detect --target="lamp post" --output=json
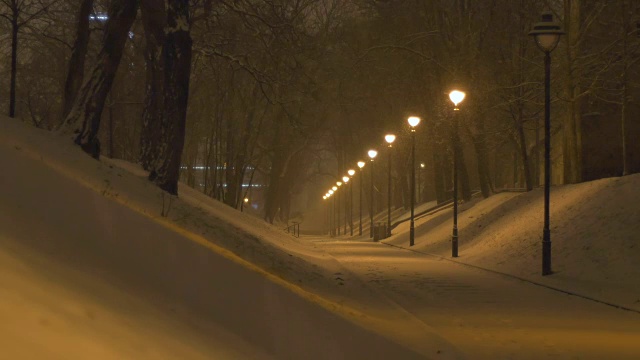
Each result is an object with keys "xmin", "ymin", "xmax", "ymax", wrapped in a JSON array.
[
  {"xmin": 336, "ymin": 181, "xmax": 342, "ymax": 235},
  {"xmin": 342, "ymin": 176, "xmax": 350, "ymax": 235},
  {"xmin": 529, "ymin": 11, "xmax": 564, "ymax": 276},
  {"xmin": 407, "ymin": 116, "xmax": 421, "ymax": 246},
  {"xmin": 323, "ymin": 195, "xmax": 327, "ymax": 235},
  {"xmin": 418, "ymin": 163, "xmax": 425, "ymax": 203},
  {"xmin": 384, "ymin": 134, "xmax": 396, "ymax": 238},
  {"xmin": 357, "ymin": 161, "xmax": 365, "ymax": 236},
  {"xmin": 368, "ymin": 150, "xmax": 378, "ymax": 239},
  {"xmin": 449, "ymin": 90, "xmax": 465, "ymax": 257},
  {"xmin": 348, "ymin": 169, "xmax": 356, "ymax": 236},
  {"xmin": 331, "ymin": 186, "xmax": 337, "ymax": 236}
]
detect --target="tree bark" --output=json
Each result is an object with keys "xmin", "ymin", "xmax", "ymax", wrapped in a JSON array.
[
  {"xmin": 9, "ymin": 5, "xmax": 18, "ymax": 118},
  {"xmin": 60, "ymin": 0, "xmax": 139, "ymax": 158},
  {"xmin": 62, "ymin": 0, "xmax": 94, "ymax": 120},
  {"xmin": 563, "ymin": 0, "xmax": 583, "ymax": 184},
  {"xmin": 139, "ymin": 0, "xmax": 166, "ymax": 170},
  {"xmin": 151, "ymin": 0, "xmax": 192, "ymax": 195},
  {"xmin": 472, "ymin": 115, "xmax": 492, "ymax": 198}
]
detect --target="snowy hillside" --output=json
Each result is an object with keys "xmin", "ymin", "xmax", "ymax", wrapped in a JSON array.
[
  {"xmin": 0, "ymin": 117, "xmax": 460, "ymax": 358},
  {"xmin": 388, "ymin": 175, "xmax": 640, "ymax": 311}
]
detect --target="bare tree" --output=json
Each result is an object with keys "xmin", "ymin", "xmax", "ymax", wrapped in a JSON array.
[
  {"xmin": 149, "ymin": 0, "xmax": 192, "ymax": 194},
  {"xmin": 61, "ymin": 0, "xmax": 93, "ymax": 119},
  {"xmin": 59, "ymin": 0, "xmax": 139, "ymax": 158},
  {"xmin": 0, "ymin": 0, "xmax": 54, "ymax": 117}
]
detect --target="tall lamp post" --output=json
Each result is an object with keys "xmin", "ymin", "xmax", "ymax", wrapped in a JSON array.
[
  {"xmin": 384, "ymin": 134, "xmax": 396, "ymax": 238},
  {"xmin": 529, "ymin": 11, "xmax": 564, "ymax": 276},
  {"xmin": 449, "ymin": 90, "xmax": 465, "ymax": 257},
  {"xmin": 407, "ymin": 116, "xmax": 421, "ymax": 246},
  {"xmin": 368, "ymin": 150, "xmax": 378, "ymax": 239},
  {"xmin": 342, "ymin": 176, "xmax": 350, "ymax": 235},
  {"xmin": 323, "ymin": 195, "xmax": 328, "ymax": 235},
  {"xmin": 348, "ymin": 169, "xmax": 356, "ymax": 236},
  {"xmin": 418, "ymin": 163, "xmax": 425, "ymax": 203},
  {"xmin": 331, "ymin": 186, "xmax": 337, "ymax": 236},
  {"xmin": 357, "ymin": 161, "xmax": 365, "ymax": 236},
  {"xmin": 336, "ymin": 181, "xmax": 342, "ymax": 235}
]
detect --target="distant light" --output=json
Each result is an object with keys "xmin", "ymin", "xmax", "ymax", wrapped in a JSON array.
[
  {"xmin": 348, "ymin": 169, "xmax": 355, "ymax": 176},
  {"xmin": 420, "ymin": 163, "xmax": 425, "ymax": 168},
  {"xmin": 407, "ymin": 116, "xmax": 421, "ymax": 127},
  {"xmin": 385, "ymin": 134, "xmax": 396, "ymax": 144},
  {"xmin": 332, "ymin": 186, "xmax": 337, "ymax": 191},
  {"xmin": 357, "ymin": 161, "xmax": 365, "ymax": 169},
  {"xmin": 244, "ymin": 198, "xmax": 249, "ymax": 203},
  {"xmin": 342, "ymin": 176, "xmax": 349, "ymax": 183},
  {"xmin": 449, "ymin": 90, "xmax": 466, "ymax": 107},
  {"xmin": 323, "ymin": 196, "xmax": 327, "ymax": 200},
  {"xmin": 89, "ymin": 13, "xmax": 109, "ymax": 21},
  {"xmin": 337, "ymin": 181, "xmax": 342, "ymax": 187},
  {"xmin": 368, "ymin": 150, "xmax": 377, "ymax": 159}
]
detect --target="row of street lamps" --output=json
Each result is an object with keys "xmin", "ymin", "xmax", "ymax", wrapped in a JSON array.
[
  {"xmin": 323, "ymin": 11, "xmax": 563, "ymax": 275},
  {"xmin": 322, "ymin": 90, "xmax": 465, "ymax": 252}
]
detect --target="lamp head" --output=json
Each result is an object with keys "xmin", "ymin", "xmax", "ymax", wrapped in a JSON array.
[
  {"xmin": 348, "ymin": 169, "xmax": 355, "ymax": 176},
  {"xmin": 407, "ymin": 116, "xmax": 421, "ymax": 128},
  {"xmin": 336, "ymin": 181, "xmax": 342, "ymax": 187},
  {"xmin": 357, "ymin": 161, "xmax": 365, "ymax": 169},
  {"xmin": 385, "ymin": 134, "xmax": 396, "ymax": 145},
  {"xmin": 368, "ymin": 150, "xmax": 378, "ymax": 159},
  {"xmin": 529, "ymin": 11, "xmax": 564, "ymax": 53},
  {"xmin": 332, "ymin": 186, "xmax": 337, "ymax": 191},
  {"xmin": 449, "ymin": 90, "xmax": 466, "ymax": 107},
  {"xmin": 329, "ymin": 189, "xmax": 335, "ymax": 194},
  {"xmin": 343, "ymin": 176, "xmax": 349, "ymax": 183}
]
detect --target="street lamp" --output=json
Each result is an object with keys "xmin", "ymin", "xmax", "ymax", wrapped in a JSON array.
[
  {"xmin": 385, "ymin": 134, "xmax": 396, "ymax": 238},
  {"xmin": 529, "ymin": 11, "xmax": 564, "ymax": 276},
  {"xmin": 418, "ymin": 163, "xmax": 425, "ymax": 203},
  {"xmin": 368, "ymin": 149, "xmax": 378, "ymax": 239},
  {"xmin": 449, "ymin": 90, "xmax": 465, "ymax": 257},
  {"xmin": 348, "ymin": 169, "xmax": 356, "ymax": 236},
  {"xmin": 323, "ymin": 195, "xmax": 328, "ymax": 235},
  {"xmin": 357, "ymin": 161, "xmax": 365, "ymax": 236},
  {"xmin": 342, "ymin": 176, "xmax": 350, "ymax": 235},
  {"xmin": 407, "ymin": 116, "xmax": 420, "ymax": 246},
  {"xmin": 331, "ymin": 186, "xmax": 337, "ymax": 236},
  {"xmin": 336, "ymin": 181, "xmax": 342, "ymax": 235}
]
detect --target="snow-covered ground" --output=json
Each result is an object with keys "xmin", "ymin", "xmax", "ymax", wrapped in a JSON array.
[
  {"xmin": 2, "ymin": 117, "xmax": 639, "ymax": 359},
  {"xmin": 387, "ymin": 177, "xmax": 640, "ymax": 311},
  {"xmin": 0, "ymin": 118, "xmax": 457, "ymax": 358}
]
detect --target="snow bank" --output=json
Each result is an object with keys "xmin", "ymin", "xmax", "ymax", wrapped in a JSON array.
[
  {"xmin": 0, "ymin": 118, "xmax": 459, "ymax": 358},
  {"xmin": 387, "ymin": 178, "xmax": 640, "ymax": 311}
]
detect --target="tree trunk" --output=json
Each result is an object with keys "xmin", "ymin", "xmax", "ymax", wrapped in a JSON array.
[
  {"xmin": 139, "ymin": 0, "xmax": 166, "ymax": 170},
  {"xmin": 9, "ymin": 11, "xmax": 18, "ymax": 118},
  {"xmin": 62, "ymin": 0, "xmax": 93, "ymax": 120},
  {"xmin": 473, "ymin": 114, "xmax": 492, "ymax": 198},
  {"xmin": 151, "ymin": 0, "xmax": 192, "ymax": 195},
  {"xmin": 60, "ymin": 0, "xmax": 139, "ymax": 159},
  {"xmin": 432, "ymin": 141, "xmax": 447, "ymax": 204},
  {"xmin": 563, "ymin": 0, "xmax": 583, "ymax": 184}
]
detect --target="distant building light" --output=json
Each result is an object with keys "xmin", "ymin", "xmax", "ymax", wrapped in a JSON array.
[{"xmin": 89, "ymin": 13, "xmax": 108, "ymax": 21}]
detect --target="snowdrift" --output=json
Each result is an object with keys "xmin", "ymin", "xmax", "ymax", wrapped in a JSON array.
[{"xmin": 388, "ymin": 175, "xmax": 640, "ymax": 311}]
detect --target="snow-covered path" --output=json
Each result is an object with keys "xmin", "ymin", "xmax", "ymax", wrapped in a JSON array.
[{"xmin": 315, "ymin": 239, "xmax": 640, "ymax": 359}]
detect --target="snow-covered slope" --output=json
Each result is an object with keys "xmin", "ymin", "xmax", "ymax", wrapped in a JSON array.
[
  {"xmin": 388, "ymin": 176, "xmax": 640, "ymax": 311},
  {"xmin": 0, "ymin": 118, "xmax": 462, "ymax": 358}
]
